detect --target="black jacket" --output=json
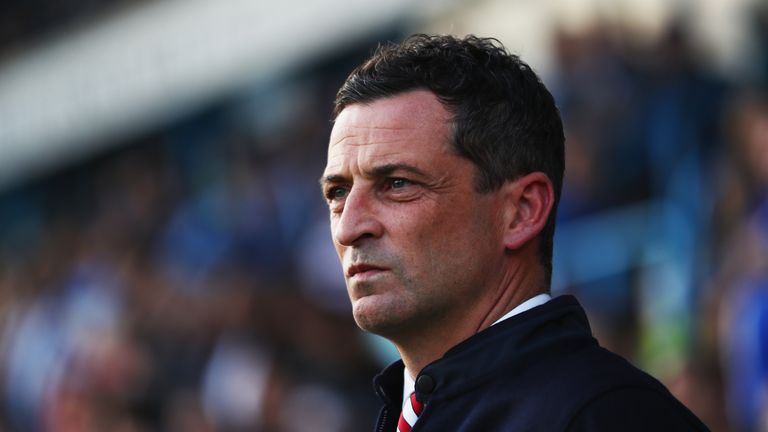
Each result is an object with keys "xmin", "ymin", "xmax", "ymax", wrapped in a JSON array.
[{"xmin": 372, "ymin": 295, "xmax": 709, "ymax": 431}]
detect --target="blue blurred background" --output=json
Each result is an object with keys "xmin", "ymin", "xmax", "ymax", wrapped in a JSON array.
[{"xmin": 0, "ymin": 0, "xmax": 767, "ymax": 430}]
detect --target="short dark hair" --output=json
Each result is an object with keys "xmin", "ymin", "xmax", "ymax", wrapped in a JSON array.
[{"xmin": 333, "ymin": 34, "xmax": 565, "ymax": 286}]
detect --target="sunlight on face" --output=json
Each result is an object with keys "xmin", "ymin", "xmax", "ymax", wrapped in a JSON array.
[{"xmin": 321, "ymin": 90, "xmax": 505, "ymax": 339}]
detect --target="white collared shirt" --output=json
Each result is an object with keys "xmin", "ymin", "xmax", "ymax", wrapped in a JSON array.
[{"xmin": 402, "ymin": 293, "xmax": 552, "ymax": 405}]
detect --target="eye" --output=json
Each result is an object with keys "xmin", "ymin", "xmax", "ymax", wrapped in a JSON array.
[
  {"xmin": 389, "ymin": 178, "xmax": 412, "ymax": 189},
  {"xmin": 383, "ymin": 178, "xmax": 419, "ymax": 200},
  {"xmin": 326, "ymin": 186, "xmax": 348, "ymax": 201}
]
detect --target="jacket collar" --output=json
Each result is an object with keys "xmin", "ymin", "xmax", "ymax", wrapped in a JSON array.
[{"xmin": 373, "ymin": 295, "xmax": 595, "ymax": 405}]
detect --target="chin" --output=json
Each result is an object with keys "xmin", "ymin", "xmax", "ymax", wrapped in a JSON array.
[
  {"xmin": 351, "ymin": 292, "xmax": 415, "ymax": 335},
  {"xmin": 352, "ymin": 304, "xmax": 401, "ymax": 336}
]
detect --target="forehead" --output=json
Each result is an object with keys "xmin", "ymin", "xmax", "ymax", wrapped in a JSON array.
[{"xmin": 326, "ymin": 90, "xmax": 453, "ymax": 171}]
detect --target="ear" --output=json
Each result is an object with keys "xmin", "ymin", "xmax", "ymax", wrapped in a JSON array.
[{"xmin": 500, "ymin": 172, "xmax": 554, "ymax": 251}]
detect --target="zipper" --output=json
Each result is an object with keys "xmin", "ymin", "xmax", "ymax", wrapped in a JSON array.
[{"xmin": 376, "ymin": 407, "xmax": 390, "ymax": 432}]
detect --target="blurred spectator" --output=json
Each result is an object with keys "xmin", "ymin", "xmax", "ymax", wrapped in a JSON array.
[{"xmin": 713, "ymin": 94, "xmax": 768, "ymax": 432}]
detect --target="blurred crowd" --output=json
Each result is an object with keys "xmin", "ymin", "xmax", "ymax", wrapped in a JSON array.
[
  {"xmin": 0, "ymin": 11, "xmax": 767, "ymax": 432},
  {"xmin": 0, "ymin": 67, "xmax": 382, "ymax": 431}
]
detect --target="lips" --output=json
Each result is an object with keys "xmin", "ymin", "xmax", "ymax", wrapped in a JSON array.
[{"xmin": 346, "ymin": 263, "xmax": 386, "ymax": 278}]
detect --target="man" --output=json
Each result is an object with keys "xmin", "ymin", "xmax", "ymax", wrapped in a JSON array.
[{"xmin": 320, "ymin": 34, "xmax": 708, "ymax": 431}]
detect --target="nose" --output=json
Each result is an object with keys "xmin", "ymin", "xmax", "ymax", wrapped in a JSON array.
[{"xmin": 332, "ymin": 186, "xmax": 384, "ymax": 247}]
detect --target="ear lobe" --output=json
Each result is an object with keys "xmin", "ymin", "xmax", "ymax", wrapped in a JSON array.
[{"xmin": 502, "ymin": 172, "xmax": 554, "ymax": 251}]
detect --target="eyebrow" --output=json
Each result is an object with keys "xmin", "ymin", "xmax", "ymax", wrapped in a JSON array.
[
  {"xmin": 319, "ymin": 163, "xmax": 429, "ymax": 187},
  {"xmin": 319, "ymin": 174, "xmax": 347, "ymax": 187},
  {"xmin": 369, "ymin": 163, "xmax": 428, "ymax": 178}
]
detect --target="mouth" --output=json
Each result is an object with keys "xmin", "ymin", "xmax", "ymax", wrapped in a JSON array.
[{"xmin": 346, "ymin": 263, "xmax": 387, "ymax": 279}]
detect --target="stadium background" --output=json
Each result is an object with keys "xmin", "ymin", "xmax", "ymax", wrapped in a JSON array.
[{"xmin": 0, "ymin": 0, "xmax": 767, "ymax": 430}]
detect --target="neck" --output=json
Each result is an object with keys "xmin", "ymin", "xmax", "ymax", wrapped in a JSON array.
[{"xmin": 395, "ymin": 259, "xmax": 546, "ymax": 379}]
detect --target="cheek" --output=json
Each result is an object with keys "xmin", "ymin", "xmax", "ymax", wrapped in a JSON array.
[
  {"xmin": 329, "ymin": 218, "xmax": 342, "ymax": 246},
  {"xmin": 392, "ymin": 211, "xmax": 442, "ymax": 252},
  {"xmin": 400, "ymin": 211, "xmax": 473, "ymax": 271},
  {"xmin": 331, "ymin": 231, "xmax": 345, "ymax": 261},
  {"xmin": 334, "ymin": 244, "xmax": 346, "ymax": 265},
  {"xmin": 429, "ymin": 204, "xmax": 499, "ymax": 263}
]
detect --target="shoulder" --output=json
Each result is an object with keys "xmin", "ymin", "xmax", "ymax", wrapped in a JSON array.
[
  {"xmin": 527, "ymin": 344, "xmax": 708, "ymax": 430},
  {"xmin": 565, "ymin": 386, "xmax": 710, "ymax": 431}
]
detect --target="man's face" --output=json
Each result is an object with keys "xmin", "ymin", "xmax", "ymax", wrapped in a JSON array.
[{"xmin": 321, "ymin": 90, "xmax": 505, "ymax": 339}]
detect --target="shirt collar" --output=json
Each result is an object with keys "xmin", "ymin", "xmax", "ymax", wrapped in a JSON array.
[
  {"xmin": 491, "ymin": 293, "xmax": 551, "ymax": 326},
  {"xmin": 402, "ymin": 366, "xmax": 416, "ymax": 409}
]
